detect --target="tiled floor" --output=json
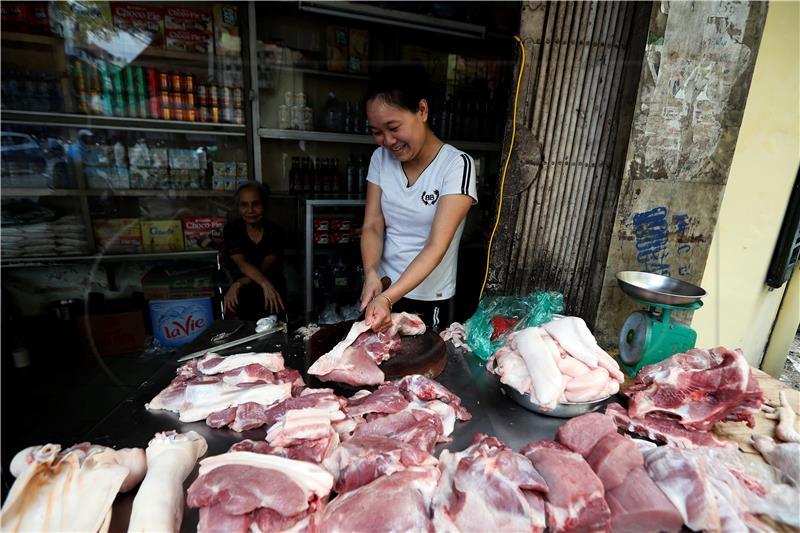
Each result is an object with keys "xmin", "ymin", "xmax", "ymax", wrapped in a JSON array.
[{"xmin": 1, "ymin": 351, "xmax": 165, "ymax": 498}]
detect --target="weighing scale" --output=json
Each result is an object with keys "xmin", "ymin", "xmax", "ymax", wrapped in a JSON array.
[{"xmin": 616, "ymin": 271, "xmax": 706, "ymax": 376}]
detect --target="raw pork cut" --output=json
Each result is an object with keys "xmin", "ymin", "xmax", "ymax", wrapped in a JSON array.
[
  {"xmin": 128, "ymin": 431, "xmax": 207, "ymax": 533},
  {"xmin": 187, "ymin": 451, "xmax": 333, "ymax": 533},
  {"xmin": 432, "ymin": 434, "xmax": 548, "ymax": 532},
  {"xmin": 264, "ymin": 408, "xmax": 341, "ymax": 462},
  {"xmin": 606, "ymin": 403, "xmax": 736, "ymax": 448},
  {"xmin": 207, "ymin": 388, "xmax": 346, "ymax": 432},
  {"xmin": 542, "ymin": 317, "xmax": 625, "ymax": 382},
  {"xmin": 323, "ymin": 435, "xmax": 437, "ymax": 492},
  {"xmin": 625, "ymin": 347, "xmax": 763, "ymax": 430},
  {"xmin": 319, "ymin": 467, "xmax": 440, "ymax": 533},
  {"xmin": 556, "ymin": 412, "xmax": 618, "ymax": 457},
  {"xmin": 643, "ymin": 445, "xmax": 721, "ymax": 531},
  {"xmin": 396, "ymin": 374, "xmax": 472, "ymax": 422},
  {"xmin": 146, "ymin": 351, "xmax": 297, "ymax": 423},
  {"xmin": 487, "ymin": 347, "xmax": 532, "ymax": 394},
  {"xmin": 344, "ymin": 383, "xmax": 409, "ymax": 420},
  {"xmin": 351, "ymin": 405, "xmax": 444, "ymax": 453},
  {"xmin": 585, "ymin": 432, "xmax": 643, "ymax": 491},
  {"xmin": 605, "ymin": 466, "xmax": 683, "ymax": 533},
  {"xmin": 308, "ymin": 312, "xmax": 426, "ymax": 386},
  {"xmin": 1, "ymin": 443, "xmax": 146, "ymax": 532},
  {"xmin": 521, "ymin": 441, "xmax": 611, "ymax": 533}
]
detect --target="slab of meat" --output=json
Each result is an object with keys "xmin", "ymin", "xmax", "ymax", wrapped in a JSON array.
[
  {"xmin": 556, "ymin": 412, "xmax": 618, "ymax": 457},
  {"xmin": 344, "ymin": 383, "xmax": 409, "ymax": 420},
  {"xmin": 128, "ymin": 431, "xmax": 207, "ymax": 533},
  {"xmin": 605, "ymin": 466, "xmax": 683, "ymax": 533},
  {"xmin": 197, "ymin": 351, "xmax": 285, "ymax": 374},
  {"xmin": 307, "ymin": 312, "xmax": 426, "ymax": 386},
  {"xmin": 147, "ymin": 351, "xmax": 297, "ymax": 423},
  {"xmin": 433, "ymin": 434, "xmax": 548, "ymax": 532},
  {"xmin": 1, "ymin": 443, "xmax": 146, "ymax": 532},
  {"xmin": 323, "ymin": 435, "xmax": 437, "ymax": 493},
  {"xmin": 521, "ymin": 441, "xmax": 611, "ymax": 533},
  {"xmin": 351, "ymin": 405, "xmax": 444, "ymax": 453},
  {"xmin": 319, "ymin": 467, "xmax": 440, "ymax": 533},
  {"xmin": 487, "ymin": 347, "xmax": 532, "ymax": 395},
  {"xmin": 207, "ymin": 388, "xmax": 346, "ymax": 432},
  {"xmin": 264, "ymin": 408, "xmax": 341, "ymax": 462},
  {"xmin": 395, "ymin": 374, "xmax": 471, "ymax": 422},
  {"xmin": 625, "ymin": 347, "xmax": 764, "ymax": 430},
  {"xmin": 643, "ymin": 445, "xmax": 721, "ymax": 531},
  {"xmin": 606, "ymin": 403, "xmax": 736, "ymax": 448},
  {"xmin": 585, "ymin": 432, "xmax": 643, "ymax": 491},
  {"xmin": 188, "ymin": 451, "xmax": 333, "ymax": 533}
]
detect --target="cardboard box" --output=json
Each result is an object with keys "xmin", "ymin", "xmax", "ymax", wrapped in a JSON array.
[
  {"xmin": 348, "ymin": 28, "xmax": 369, "ymax": 74},
  {"xmin": 326, "ymin": 26, "xmax": 348, "ymax": 72},
  {"xmin": 164, "ymin": 5, "xmax": 212, "ymax": 32},
  {"xmin": 112, "ymin": 3, "xmax": 163, "ymax": 47},
  {"xmin": 94, "ymin": 218, "xmax": 143, "ymax": 253},
  {"xmin": 79, "ymin": 310, "xmax": 146, "ymax": 356},
  {"xmin": 165, "ymin": 28, "xmax": 213, "ymax": 54},
  {"xmin": 182, "ymin": 216, "xmax": 224, "ymax": 250},
  {"xmin": 142, "ymin": 266, "xmax": 215, "ymax": 300},
  {"xmin": 213, "ymin": 3, "xmax": 240, "ymax": 56},
  {"xmin": 141, "ymin": 220, "xmax": 184, "ymax": 252}
]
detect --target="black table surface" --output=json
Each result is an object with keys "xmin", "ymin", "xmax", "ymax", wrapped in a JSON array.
[{"xmin": 79, "ymin": 320, "xmax": 580, "ymax": 532}]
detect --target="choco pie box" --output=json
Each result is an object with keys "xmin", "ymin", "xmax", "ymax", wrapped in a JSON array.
[{"xmin": 182, "ymin": 216, "xmax": 225, "ymax": 250}]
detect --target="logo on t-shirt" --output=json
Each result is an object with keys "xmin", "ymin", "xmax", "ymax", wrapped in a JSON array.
[{"xmin": 421, "ymin": 189, "xmax": 440, "ymax": 206}]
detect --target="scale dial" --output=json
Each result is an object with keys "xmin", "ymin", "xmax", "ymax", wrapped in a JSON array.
[{"xmin": 620, "ymin": 311, "xmax": 650, "ymax": 366}]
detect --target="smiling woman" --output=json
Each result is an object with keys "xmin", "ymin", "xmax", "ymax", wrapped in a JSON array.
[{"xmin": 359, "ymin": 67, "xmax": 478, "ymax": 333}]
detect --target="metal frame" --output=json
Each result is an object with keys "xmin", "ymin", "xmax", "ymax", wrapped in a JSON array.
[
  {"xmin": 304, "ymin": 198, "xmax": 366, "ymax": 320},
  {"xmin": 258, "ymin": 128, "xmax": 501, "ymax": 152}
]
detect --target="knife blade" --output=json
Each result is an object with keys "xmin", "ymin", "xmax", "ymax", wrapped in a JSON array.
[{"xmin": 177, "ymin": 323, "xmax": 286, "ymax": 362}]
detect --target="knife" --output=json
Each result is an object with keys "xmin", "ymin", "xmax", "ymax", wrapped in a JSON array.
[{"xmin": 177, "ymin": 323, "xmax": 286, "ymax": 362}]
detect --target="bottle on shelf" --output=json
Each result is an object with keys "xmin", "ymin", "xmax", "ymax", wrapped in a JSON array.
[
  {"xmin": 344, "ymin": 102, "xmax": 354, "ymax": 134},
  {"xmin": 289, "ymin": 156, "xmax": 299, "ymax": 193},
  {"xmin": 317, "ymin": 158, "xmax": 328, "ymax": 193},
  {"xmin": 332, "ymin": 158, "xmax": 343, "ymax": 193},
  {"xmin": 324, "ymin": 92, "xmax": 343, "ymax": 132},
  {"xmin": 357, "ymin": 155, "xmax": 369, "ymax": 196},
  {"xmin": 302, "ymin": 156, "xmax": 313, "ymax": 193},
  {"xmin": 346, "ymin": 156, "xmax": 357, "ymax": 194}
]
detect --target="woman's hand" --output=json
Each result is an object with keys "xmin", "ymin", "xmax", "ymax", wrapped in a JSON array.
[
  {"xmin": 365, "ymin": 294, "xmax": 392, "ymax": 332},
  {"xmin": 360, "ymin": 271, "xmax": 384, "ymax": 311},
  {"xmin": 261, "ymin": 281, "xmax": 285, "ymax": 314},
  {"xmin": 224, "ymin": 282, "xmax": 240, "ymax": 314}
]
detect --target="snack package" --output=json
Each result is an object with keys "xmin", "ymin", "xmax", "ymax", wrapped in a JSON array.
[
  {"xmin": 182, "ymin": 216, "xmax": 224, "ymax": 250},
  {"xmin": 141, "ymin": 220, "xmax": 184, "ymax": 252}
]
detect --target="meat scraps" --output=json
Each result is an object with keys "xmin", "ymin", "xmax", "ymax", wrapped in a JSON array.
[
  {"xmin": 433, "ymin": 434, "xmax": 548, "ymax": 532},
  {"xmin": 187, "ymin": 451, "xmax": 333, "ymax": 532},
  {"xmin": 625, "ymin": 346, "xmax": 764, "ymax": 430},
  {"xmin": 146, "ymin": 352, "xmax": 300, "ymax": 422},
  {"xmin": 307, "ymin": 312, "xmax": 426, "ymax": 386}
]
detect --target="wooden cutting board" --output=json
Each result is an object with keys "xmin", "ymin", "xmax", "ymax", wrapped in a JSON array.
[{"xmin": 305, "ymin": 320, "xmax": 446, "ymax": 393}]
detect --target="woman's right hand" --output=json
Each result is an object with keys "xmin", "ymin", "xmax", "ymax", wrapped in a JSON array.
[
  {"xmin": 224, "ymin": 282, "xmax": 240, "ymax": 314},
  {"xmin": 360, "ymin": 271, "xmax": 384, "ymax": 311},
  {"xmin": 261, "ymin": 281, "xmax": 285, "ymax": 314}
]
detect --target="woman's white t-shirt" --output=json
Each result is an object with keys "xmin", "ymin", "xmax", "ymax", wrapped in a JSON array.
[{"xmin": 366, "ymin": 143, "xmax": 478, "ymax": 301}]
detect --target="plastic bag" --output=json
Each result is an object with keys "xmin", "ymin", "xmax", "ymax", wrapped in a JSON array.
[{"xmin": 464, "ymin": 291, "xmax": 564, "ymax": 361}]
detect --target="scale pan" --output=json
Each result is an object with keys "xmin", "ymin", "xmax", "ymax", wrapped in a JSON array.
[{"xmin": 616, "ymin": 271, "xmax": 705, "ymax": 306}]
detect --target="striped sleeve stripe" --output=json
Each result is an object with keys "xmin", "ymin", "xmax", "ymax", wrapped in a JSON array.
[{"xmin": 460, "ymin": 153, "xmax": 472, "ymax": 195}]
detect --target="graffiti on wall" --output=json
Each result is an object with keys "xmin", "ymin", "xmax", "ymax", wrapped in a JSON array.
[{"xmin": 633, "ymin": 207, "xmax": 693, "ymax": 277}]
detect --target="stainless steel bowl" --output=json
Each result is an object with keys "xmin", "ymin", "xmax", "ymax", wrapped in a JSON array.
[
  {"xmin": 500, "ymin": 384, "xmax": 611, "ymax": 418},
  {"xmin": 616, "ymin": 271, "xmax": 705, "ymax": 306}
]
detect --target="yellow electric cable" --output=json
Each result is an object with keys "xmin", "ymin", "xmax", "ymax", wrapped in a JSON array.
[{"xmin": 479, "ymin": 35, "xmax": 526, "ymax": 300}]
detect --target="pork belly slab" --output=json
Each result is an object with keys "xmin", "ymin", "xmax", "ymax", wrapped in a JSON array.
[
  {"xmin": 187, "ymin": 451, "xmax": 333, "ymax": 533},
  {"xmin": 605, "ymin": 466, "xmax": 683, "ymax": 533},
  {"xmin": 307, "ymin": 312, "xmax": 426, "ymax": 386},
  {"xmin": 146, "ymin": 351, "xmax": 297, "ymax": 423}
]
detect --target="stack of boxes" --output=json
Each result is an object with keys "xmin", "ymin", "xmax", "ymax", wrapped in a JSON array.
[{"xmin": 212, "ymin": 161, "xmax": 249, "ymax": 191}]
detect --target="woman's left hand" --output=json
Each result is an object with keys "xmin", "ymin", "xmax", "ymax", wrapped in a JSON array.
[{"xmin": 365, "ymin": 295, "xmax": 392, "ymax": 332}]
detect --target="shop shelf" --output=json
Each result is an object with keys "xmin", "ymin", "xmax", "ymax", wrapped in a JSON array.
[
  {"xmin": 0, "ymin": 250, "xmax": 217, "ymax": 267},
  {"xmin": 0, "ymin": 187, "xmax": 84, "ymax": 197},
  {"xmin": 1, "ymin": 110, "xmax": 246, "ymax": 136},
  {"xmin": 267, "ymin": 64, "xmax": 370, "ymax": 81},
  {"xmin": 0, "ymin": 31, "xmax": 62, "ymax": 47},
  {"xmin": 84, "ymin": 189, "xmax": 232, "ymax": 198},
  {"xmin": 258, "ymin": 128, "xmax": 500, "ymax": 151}
]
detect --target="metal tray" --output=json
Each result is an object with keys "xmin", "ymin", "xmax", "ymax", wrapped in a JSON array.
[
  {"xmin": 500, "ymin": 383, "xmax": 611, "ymax": 418},
  {"xmin": 616, "ymin": 271, "xmax": 705, "ymax": 306}
]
